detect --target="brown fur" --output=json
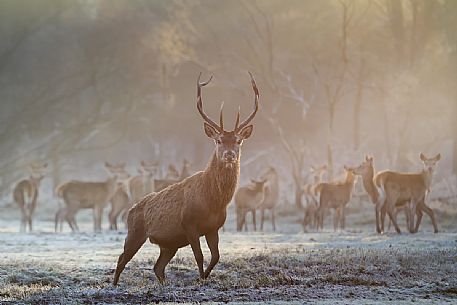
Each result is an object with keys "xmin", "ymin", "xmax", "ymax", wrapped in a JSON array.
[
  {"xmin": 372, "ymin": 153, "xmax": 440, "ymax": 234},
  {"xmin": 259, "ymin": 167, "xmax": 279, "ymax": 231},
  {"xmin": 302, "ymin": 165, "xmax": 327, "ymax": 230},
  {"xmin": 13, "ymin": 175, "xmax": 43, "ymax": 232},
  {"xmin": 234, "ymin": 179, "xmax": 267, "ymax": 231},
  {"xmin": 314, "ymin": 167, "xmax": 356, "ymax": 231},
  {"xmin": 12, "ymin": 162, "xmax": 47, "ymax": 232},
  {"xmin": 128, "ymin": 161, "xmax": 157, "ymax": 204},
  {"xmin": 113, "ymin": 72, "xmax": 258, "ymax": 285},
  {"xmin": 350, "ymin": 156, "xmax": 413, "ymax": 233},
  {"xmin": 109, "ymin": 182, "xmax": 131, "ymax": 230}
]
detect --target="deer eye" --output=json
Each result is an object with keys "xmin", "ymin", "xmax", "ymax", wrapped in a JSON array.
[
  {"xmin": 216, "ymin": 139, "xmax": 221, "ymax": 144},
  {"xmin": 237, "ymin": 139, "xmax": 243, "ymax": 144}
]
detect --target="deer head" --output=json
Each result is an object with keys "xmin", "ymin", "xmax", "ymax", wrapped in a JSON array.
[
  {"xmin": 105, "ymin": 162, "xmax": 129, "ymax": 180},
  {"xmin": 29, "ymin": 162, "xmax": 47, "ymax": 177},
  {"xmin": 140, "ymin": 160, "xmax": 158, "ymax": 176},
  {"xmin": 420, "ymin": 153, "xmax": 441, "ymax": 173},
  {"xmin": 351, "ymin": 155, "xmax": 374, "ymax": 176},
  {"xmin": 197, "ymin": 72, "xmax": 259, "ymax": 167}
]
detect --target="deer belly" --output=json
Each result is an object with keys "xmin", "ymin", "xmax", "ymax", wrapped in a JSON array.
[{"xmin": 149, "ymin": 233, "xmax": 189, "ymax": 249}]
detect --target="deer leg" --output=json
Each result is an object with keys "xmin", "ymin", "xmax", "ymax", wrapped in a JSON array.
[
  {"xmin": 408, "ymin": 200, "xmax": 417, "ymax": 233},
  {"xmin": 416, "ymin": 200, "xmax": 438, "ymax": 233},
  {"xmin": 375, "ymin": 198, "xmax": 385, "ymax": 234},
  {"xmin": 185, "ymin": 231, "xmax": 205, "ymax": 279},
  {"xmin": 260, "ymin": 209, "xmax": 265, "ymax": 231},
  {"xmin": 154, "ymin": 247, "xmax": 178, "ymax": 284},
  {"xmin": 333, "ymin": 209, "xmax": 339, "ymax": 232},
  {"xmin": 109, "ymin": 209, "xmax": 116, "ymax": 230},
  {"xmin": 272, "ymin": 209, "xmax": 276, "ymax": 232},
  {"xmin": 386, "ymin": 197, "xmax": 401, "ymax": 234},
  {"xmin": 204, "ymin": 230, "xmax": 220, "ymax": 279},
  {"xmin": 252, "ymin": 209, "xmax": 257, "ymax": 231},
  {"xmin": 341, "ymin": 207, "xmax": 346, "ymax": 230},
  {"xmin": 113, "ymin": 233, "xmax": 147, "ymax": 286}
]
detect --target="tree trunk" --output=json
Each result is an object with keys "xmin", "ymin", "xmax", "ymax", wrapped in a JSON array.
[{"xmin": 293, "ymin": 176, "xmax": 303, "ymax": 209}]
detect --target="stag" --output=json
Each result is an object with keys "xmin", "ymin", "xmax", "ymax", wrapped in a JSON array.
[
  {"xmin": 13, "ymin": 162, "xmax": 47, "ymax": 232},
  {"xmin": 113, "ymin": 72, "xmax": 259, "ymax": 285}
]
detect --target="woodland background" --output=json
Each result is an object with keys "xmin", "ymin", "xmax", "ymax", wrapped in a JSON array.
[{"xmin": 1, "ymin": 0, "xmax": 456, "ymax": 207}]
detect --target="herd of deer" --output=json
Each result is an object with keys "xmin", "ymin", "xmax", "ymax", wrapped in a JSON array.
[
  {"xmin": 10, "ymin": 72, "xmax": 442, "ymax": 285},
  {"xmin": 300, "ymin": 153, "xmax": 441, "ymax": 234}
]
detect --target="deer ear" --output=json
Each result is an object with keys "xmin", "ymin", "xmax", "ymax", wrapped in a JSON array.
[
  {"xmin": 105, "ymin": 161, "xmax": 112, "ymax": 168},
  {"xmin": 204, "ymin": 122, "xmax": 219, "ymax": 139},
  {"xmin": 435, "ymin": 153, "xmax": 441, "ymax": 161},
  {"xmin": 420, "ymin": 153, "xmax": 426, "ymax": 161},
  {"xmin": 238, "ymin": 125, "xmax": 253, "ymax": 139}
]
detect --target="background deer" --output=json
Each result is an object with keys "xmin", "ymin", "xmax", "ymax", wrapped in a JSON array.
[
  {"xmin": 108, "ymin": 164, "xmax": 131, "ymax": 230},
  {"xmin": 374, "ymin": 153, "xmax": 440, "ymax": 233},
  {"xmin": 113, "ymin": 72, "xmax": 258, "ymax": 285},
  {"xmin": 314, "ymin": 166, "xmax": 357, "ymax": 231},
  {"xmin": 259, "ymin": 166, "xmax": 279, "ymax": 231},
  {"xmin": 128, "ymin": 161, "xmax": 158, "ymax": 204},
  {"xmin": 54, "ymin": 162, "xmax": 121, "ymax": 232},
  {"xmin": 302, "ymin": 165, "xmax": 327, "ymax": 230},
  {"xmin": 12, "ymin": 162, "xmax": 47, "ymax": 232},
  {"xmin": 234, "ymin": 178, "xmax": 267, "ymax": 231}
]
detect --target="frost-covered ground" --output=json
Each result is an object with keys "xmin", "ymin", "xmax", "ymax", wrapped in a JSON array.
[{"xmin": 0, "ymin": 200, "xmax": 456, "ymax": 304}]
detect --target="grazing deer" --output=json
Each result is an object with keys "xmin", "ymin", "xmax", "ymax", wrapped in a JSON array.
[
  {"xmin": 13, "ymin": 162, "xmax": 47, "ymax": 232},
  {"xmin": 302, "ymin": 165, "xmax": 327, "ymax": 230},
  {"xmin": 259, "ymin": 166, "xmax": 279, "ymax": 231},
  {"xmin": 314, "ymin": 166, "xmax": 357, "ymax": 231},
  {"xmin": 374, "ymin": 153, "xmax": 440, "ymax": 233},
  {"xmin": 129, "ymin": 161, "xmax": 158, "ymax": 204},
  {"xmin": 165, "ymin": 164, "xmax": 180, "ymax": 180},
  {"xmin": 234, "ymin": 179, "xmax": 267, "ymax": 231},
  {"xmin": 113, "ymin": 72, "xmax": 259, "ymax": 285},
  {"xmin": 54, "ymin": 162, "xmax": 119, "ymax": 232}
]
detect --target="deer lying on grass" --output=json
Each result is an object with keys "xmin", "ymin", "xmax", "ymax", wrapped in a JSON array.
[
  {"xmin": 302, "ymin": 165, "xmax": 327, "ymax": 230},
  {"xmin": 234, "ymin": 179, "xmax": 267, "ymax": 231},
  {"xmin": 113, "ymin": 72, "xmax": 259, "ymax": 285},
  {"xmin": 13, "ymin": 162, "xmax": 47, "ymax": 232},
  {"xmin": 373, "ymin": 153, "xmax": 440, "ymax": 233},
  {"xmin": 314, "ymin": 166, "xmax": 357, "ymax": 231},
  {"xmin": 259, "ymin": 166, "xmax": 279, "ymax": 231},
  {"xmin": 54, "ymin": 162, "xmax": 120, "ymax": 232}
]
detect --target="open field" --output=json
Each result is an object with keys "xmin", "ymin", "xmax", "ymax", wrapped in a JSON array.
[{"xmin": 0, "ymin": 202, "xmax": 456, "ymax": 304}]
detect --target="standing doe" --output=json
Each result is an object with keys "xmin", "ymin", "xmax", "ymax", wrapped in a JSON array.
[{"xmin": 13, "ymin": 162, "xmax": 47, "ymax": 232}]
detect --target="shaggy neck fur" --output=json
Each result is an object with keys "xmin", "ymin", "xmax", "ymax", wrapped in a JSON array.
[
  {"xmin": 362, "ymin": 166, "xmax": 379, "ymax": 204},
  {"xmin": 203, "ymin": 151, "xmax": 240, "ymax": 211}
]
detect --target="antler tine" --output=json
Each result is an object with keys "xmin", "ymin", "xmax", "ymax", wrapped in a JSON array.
[
  {"xmin": 236, "ymin": 71, "xmax": 259, "ymax": 132},
  {"xmin": 196, "ymin": 72, "xmax": 222, "ymax": 132},
  {"xmin": 219, "ymin": 102, "xmax": 224, "ymax": 131},
  {"xmin": 234, "ymin": 106, "xmax": 240, "ymax": 131}
]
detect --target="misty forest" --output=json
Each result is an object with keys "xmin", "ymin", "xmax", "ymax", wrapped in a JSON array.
[{"xmin": 0, "ymin": 1, "xmax": 456, "ymax": 304}]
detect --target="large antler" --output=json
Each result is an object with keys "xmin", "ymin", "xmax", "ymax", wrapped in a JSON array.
[
  {"xmin": 196, "ymin": 72, "xmax": 224, "ymax": 132},
  {"xmin": 235, "ymin": 71, "xmax": 259, "ymax": 132}
]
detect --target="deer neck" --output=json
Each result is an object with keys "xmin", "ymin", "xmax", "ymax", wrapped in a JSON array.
[
  {"xmin": 204, "ymin": 151, "xmax": 240, "ymax": 209},
  {"xmin": 362, "ymin": 168, "xmax": 379, "ymax": 203},
  {"xmin": 421, "ymin": 169, "xmax": 434, "ymax": 191}
]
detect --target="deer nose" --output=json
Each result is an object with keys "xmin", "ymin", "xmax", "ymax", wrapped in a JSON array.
[{"xmin": 224, "ymin": 151, "xmax": 236, "ymax": 162}]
